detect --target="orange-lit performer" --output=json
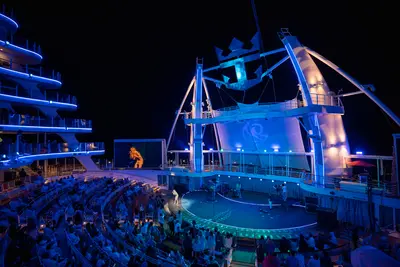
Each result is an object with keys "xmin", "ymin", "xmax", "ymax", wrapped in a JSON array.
[{"xmin": 129, "ymin": 147, "xmax": 144, "ymax": 168}]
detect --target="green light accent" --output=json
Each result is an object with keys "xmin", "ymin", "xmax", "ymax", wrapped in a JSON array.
[{"xmin": 181, "ymin": 209, "xmax": 314, "ymax": 240}]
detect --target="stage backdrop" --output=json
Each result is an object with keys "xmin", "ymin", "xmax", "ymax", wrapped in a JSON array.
[
  {"xmin": 214, "ymin": 101, "xmax": 310, "ymax": 170},
  {"xmin": 113, "ymin": 139, "xmax": 166, "ymax": 169}
]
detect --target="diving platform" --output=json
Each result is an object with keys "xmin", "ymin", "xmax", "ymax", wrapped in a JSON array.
[{"xmin": 183, "ymin": 97, "xmax": 344, "ymax": 125}]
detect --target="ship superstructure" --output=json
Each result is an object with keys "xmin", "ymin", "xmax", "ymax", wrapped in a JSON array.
[{"xmin": 0, "ymin": 7, "xmax": 104, "ymax": 185}]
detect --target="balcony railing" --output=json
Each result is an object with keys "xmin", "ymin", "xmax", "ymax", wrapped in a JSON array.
[
  {"xmin": 309, "ymin": 93, "xmax": 343, "ymax": 106},
  {"xmin": 0, "ymin": 5, "xmax": 16, "ymax": 25},
  {"xmin": 5, "ymin": 36, "xmax": 42, "ymax": 56},
  {"xmin": 0, "ymin": 57, "xmax": 61, "ymax": 82},
  {"xmin": 168, "ymin": 164, "xmax": 398, "ymax": 197},
  {"xmin": 183, "ymin": 110, "xmax": 213, "ymax": 120},
  {"xmin": 0, "ymin": 84, "xmax": 77, "ymax": 105},
  {"xmin": 206, "ymin": 95, "xmax": 343, "ymax": 119},
  {"xmin": 2, "ymin": 114, "xmax": 92, "ymax": 128},
  {"xmin": 0, "ymin": 142, "xmax": 105, "ymax": 160}
]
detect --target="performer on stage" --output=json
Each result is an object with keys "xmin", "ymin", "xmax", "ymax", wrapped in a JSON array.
[
  {"xmin": 235, "ymin": 183, "xmax": 242, "ymax": 198},
  {"xmin": 172, "ymin": 189, "xmax": 179, "ymax": 205},
  {"xmin": 128, "ymin": 147, "xmax": 144, "ymax": 168},
  {"xmin": 282, "ymin": 183, "xmax": 287, "ymax": 201},
  {"xmin": 259, "ymin": 197, "xmax": 273, "ymax": 214},
  {"xmin": 210, "ymin": 184, "xmax": 216, "ymax": 201}
]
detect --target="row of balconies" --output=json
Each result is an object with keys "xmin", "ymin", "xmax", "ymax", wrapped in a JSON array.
[
  {"xmin": 1, "ymin": 114, "xmax": 92, "ymax": 129},
  {"xmin": 0, "ymin": 57, "xmax": 61, "ymax": 82},
  {"xmin": 0, "ymin": 83, "xmax": 77, "ymax": 106},
  {"xmin": 0, "ymin": 142, "xmax": 105, "ymax": 160},
  {"xmin": 0, "ymin": 6, "xmax": 17, "ymax": 30},
  {"xmin": 3, "ymin": 37, "xmax": 42, "ymax": 56}
]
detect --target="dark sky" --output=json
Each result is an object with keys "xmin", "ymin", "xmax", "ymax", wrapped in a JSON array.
[{"xmin": 3, "ymin": 1, "xmax": 399, "ymax": 158}]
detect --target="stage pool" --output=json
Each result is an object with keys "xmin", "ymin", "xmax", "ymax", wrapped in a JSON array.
[{"xmin": 181, "ymin": 190, "xmax": 317, "ymax": 239}]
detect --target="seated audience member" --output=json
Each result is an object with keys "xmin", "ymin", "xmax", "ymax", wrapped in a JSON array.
[
  {"xmin": 256, "ymin": 244, "xmax": 264, "ymax": 267},
  {"xmin": 263, "ymin": 252, "xmax": 280, "ymax": 267},
  {"xmin": 285, "ymin": 251, "xmax": 300, "ymax": 267},
  {"xmin": 307, "ymin": 254, "xmax": 320, "ymax": 267},
  {"xmin": 320, "ymin": 251, "xmax": 333, "ymax": 267}
]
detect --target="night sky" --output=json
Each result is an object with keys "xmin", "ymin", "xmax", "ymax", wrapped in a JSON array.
[{"xmin": 4, "ymin": 1, "xmax": 398, "ymax": 158}]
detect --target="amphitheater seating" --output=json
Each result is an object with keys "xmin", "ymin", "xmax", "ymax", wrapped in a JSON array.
[{"xmin": 2, "ymin": 172, "xmax": 399, "ymax": 267}]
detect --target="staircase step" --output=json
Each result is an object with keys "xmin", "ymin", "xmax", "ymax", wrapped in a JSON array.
[{"xmin": 230, "ymin": 261, "xmax": 254, "ymax": 267}]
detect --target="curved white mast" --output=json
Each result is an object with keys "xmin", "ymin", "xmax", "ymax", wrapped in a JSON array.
[{"xmin": 306, "ymin": 47, "xmax": 400, "ymax": 126}]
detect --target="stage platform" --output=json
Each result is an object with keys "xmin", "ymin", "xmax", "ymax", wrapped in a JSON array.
[
  {"xmin": 219, "ymin": 190, "xmax": 297, "ymax": 206},
  {"xmin": 181, "ymin": 190, "xmax": 317, "ymax": 239}
]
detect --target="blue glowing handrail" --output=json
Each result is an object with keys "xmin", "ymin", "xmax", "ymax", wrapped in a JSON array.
[
  {"xmin": 0, "ymin": 84, "xmax": 77, "ymax": 106},
  {"xmin": 0, "ymin": 57, "xmax": 62, "ymax": 84},
  {"xmin": 178, "ymin": 164, "xmax": 398, "ymax": 197},
  {"xmin": 0, "ymin": 142, "xmax": 105, "ymax": 164},
  {"xmin": 0, "ymin": 40, "xmax": 42, "ymax": 59},
  {"xmin": 0, "ymin": 114, "xmax": 92, "ymax": 129},
  {"xmin": 0, "ymin": 12, "xmax": 18, "ymax": 29}
]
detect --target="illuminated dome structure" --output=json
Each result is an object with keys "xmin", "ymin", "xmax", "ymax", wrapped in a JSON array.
[{"xmin": 0, "ymin": 7, "xmax": 104, "ymax": 183}]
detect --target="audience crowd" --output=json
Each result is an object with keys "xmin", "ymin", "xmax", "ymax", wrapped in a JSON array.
[{"xmin": 1, "ymin": 172, "xmax": 400, "ymax": 267}]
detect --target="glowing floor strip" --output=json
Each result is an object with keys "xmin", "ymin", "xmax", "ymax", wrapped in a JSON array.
[
  {"xmin": 181, "ymin": 190, "xmax": 317, "ymax": 238},
  {"xmin": 217, "ymin": 192, "xmax": 281, "ymax": 207}
]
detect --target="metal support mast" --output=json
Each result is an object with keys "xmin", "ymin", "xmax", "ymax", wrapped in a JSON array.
[
  {"xmin": 166, "ymin": 77, "xmax": 195, "ymax": 150},
  {"xmin": 190, "ymin": 59, "xmax": 204, "ymax": 172},
  {"xmin": 202, "ymin": 78, "xmax": 223, "ymax": 167},
  {"xmin": 279, "ymin": 31, "xmax": 325, "ymax": 183}
]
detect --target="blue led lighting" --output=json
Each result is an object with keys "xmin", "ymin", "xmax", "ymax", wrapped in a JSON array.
[
  {"xmin": 0, "ymin": 13, "xmax": 19, "ymax": 29},
  {"xmin": 0, "ymin": 66, "xmax": 62, "ymax": 86},
  {"xmin": 0, "ymin": 93, "xmax": 76, "ymax": 108},
  {"xmin": 1, "ymin": 40, "xmax": 42, "ymax": 60},
  {"xmin": 0, "ymin": 124, "xmax": 92, "ymax": 131},
  {"xmin": 356, "ymin": 151, "xmax": 363, "ymax": 155},
  {"xmin": 18, "ymin": 150, "xmax": 105, "ymax": 159},
  {"xmin": 0, "ymin": 150, "xmax": 105, "ymax": 163}
]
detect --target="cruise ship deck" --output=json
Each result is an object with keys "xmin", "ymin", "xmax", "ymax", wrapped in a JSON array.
[{"xmin": 1, "ymin": 3, "xmax": 400, "ymax": 267}]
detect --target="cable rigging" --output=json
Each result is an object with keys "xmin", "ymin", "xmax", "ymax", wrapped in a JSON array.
[{"xmin": 250, "ymin": 0, "xmax": 277, "ymax": 102}]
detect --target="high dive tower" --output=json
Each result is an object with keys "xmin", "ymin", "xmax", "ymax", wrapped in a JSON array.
[
  {"xmin": 167, "ymin": 29, "xmax": 399, "ymax": 187},
  {"xmin": 0, "ymin": 7, "xmax": 104, "ymax": 183}
]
